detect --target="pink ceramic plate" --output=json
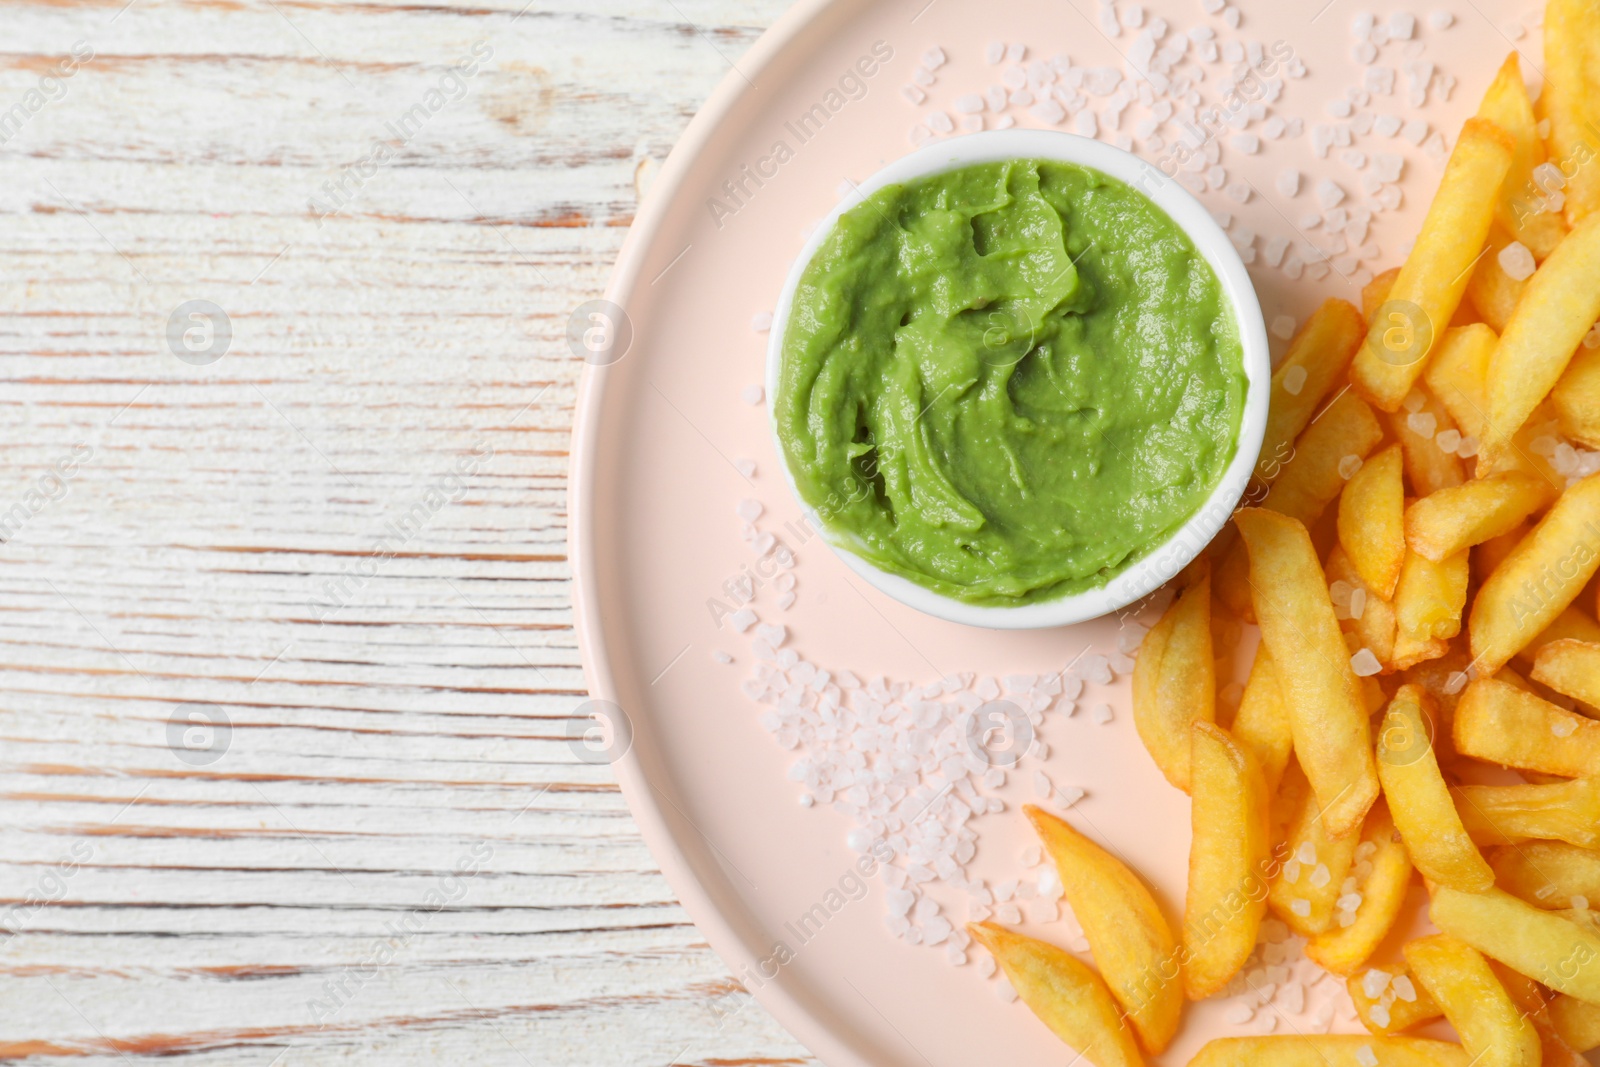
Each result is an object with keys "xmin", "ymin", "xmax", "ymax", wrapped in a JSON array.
[{"xmin": 571, "ymin": 3, "xmax": 1532, "ymax": 1063}]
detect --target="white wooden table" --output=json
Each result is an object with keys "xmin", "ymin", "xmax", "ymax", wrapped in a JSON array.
[{"xmin": 0, "ymin": 2, "xmax": 815, "ymax": 1062}]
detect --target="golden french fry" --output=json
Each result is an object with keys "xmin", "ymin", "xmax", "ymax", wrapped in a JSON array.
[
  {"xmin": 1232, "ymin": 647, "xmax": 1294, "ymax": 795},
  {"xmin": 1191, "ymin": 1036, "xmax": 1467, "ymax": 1067},
  {"xmin": 1024, "ymin": 805, "xmax": 1181, "ymax": 1054},
  {"xmin": 1454, "ymin": 676, "xmax": 1600, "ymax": 777},
  {"xmin": 1479, "ymin": 520, "xmax": 1531, "ymax": 584},
  {"xmin": 1258, "ymin": 299, "xmax": 1367, "ymax": 486},
  {"xmin": 1218, "ymin": 393, "xmax": 1384, "ymax": 617},
  {"xmin": 1236, "ymin": 509, "xmax": 1378, "ymax": 837},
  {"xmin": 967, "ymin": 922, "xmax": 1145, "ymax": 1067},
  {"xmin": 1340, "ymin": 443, "xmax": 1406, "ymax": 598},
  {"xmin": 1478, "ymin": 53, "xmax": 1567, "ymax": 258},
  {"xmin": 1534, "ymin": 639, "xmax": 1600, "ymax": 710},
  {"xmin": 1347, "ymin": 964, "xmax": 1445, "ymax": 1035},
  {"xmin": 1405, "ymin": 472, "xmax": 1558, "ymax": 562},
  {"xmin": 1492, "ymin": 960, "xmax": 1595, "ymax": 1067},
  {"xmin": 1260, "ymin": 393, "xmax": 1385, "ymax": 527},
  {"xmin": 1482, "ymin": 215, "xmax": 1600, "ymax": 465},
  {"xmin": 1466, "ymin": 226, "xmax": 1531, "ymax": 332},
  {"xmin": 1424, "ymin": 323, "xmax": 1497, "ymax": 441},
  {"xmin": 1550, "ymin": 993, "xmax": 1600, "ymax": 1051},
  {"xmin": 1352, "ymin": 118, "xmax": 1515, "ymax": 412},
  {"xmin": 1183, "ymin": 722, "xmax": 1270, "ymax": 999},
  {"xmin": 1132, "ymin": 567, "xmax": 1214, "ymax": 792},
  {"xmin": 1268, "ymin": 771, "xmax": 1360, "ymax": 936},
  {"xmin": 1387, "ymin": 392, "xmax": 1465, "ymax": 496},
  {"xmin": 1544, "ymin": 0, "xmax": 1600, "ymax": 226},
  {"xmin": 1376, "ymin": 685, "xmax": 1494, "ymax": 891},
  {"xmin": 1520, "ymin": 605, "xmax": 1600, "ymax": 668},
  {"xmin": 1554, "ymin": 348, "xmax": 1600, "ymax": 450},
  {"xmin": 1454, "ymin": 778, "xmax": 1600, "ymax": 849},
  {"xmin": 1430, "ymin": 884, "xmax": 1600, "ymax": 1004},
  {"xmin": 1391, "ymin": 549, "xmax": 1469, "ymax": 670},
  {"xmin": 1327, "ymin": 545, "xmax": 1398, "ymax": 670},
  {"xmin": 1404, "ymin": 933, "xmax": 1540, "ymax": 1067},
  {"xmin": 1470, "ymin": 473, "xmax": 1600, "ymax": 672},
  {"xmin": 1306, "ymin": 802, "xmax": 1413, "ymax": 975},
  {"xmin": 1493, "ymin": 841, "xmax": 1600, "ymax": 909},
  {"xmin": 1363, "ymin": 267, "xmax": 1402, "ymax": 322}
]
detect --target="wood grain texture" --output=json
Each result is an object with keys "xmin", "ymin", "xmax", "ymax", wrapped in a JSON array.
[{"xmin": 0, "ymin": 1, "xmax": 813, "ymax": 1062}]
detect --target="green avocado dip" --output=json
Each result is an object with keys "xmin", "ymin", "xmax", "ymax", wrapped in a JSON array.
[{"xmin": 774, "ymin": 158, "xmax": 1247, "ymax": 606}]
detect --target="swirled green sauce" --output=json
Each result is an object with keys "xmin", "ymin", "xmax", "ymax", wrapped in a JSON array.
[{"xmin": 774, "ymin": 159, "xmax": 1246, "ymax": 606}]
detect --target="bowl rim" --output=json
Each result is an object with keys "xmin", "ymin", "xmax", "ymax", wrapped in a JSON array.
[{"xmin": 764, "ymin": 128, "xmax": 1270, "ymax": 629}]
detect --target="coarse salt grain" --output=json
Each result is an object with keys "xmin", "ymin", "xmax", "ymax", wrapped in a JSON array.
[
  {"xmin": 1271, "ymin": 315, "xmax": 1296, "ymax": 340},
  {"xmin": 1351, "ymin": 648, "xmax": 1382, "ymax": 677},
  {"xmin": 1339, "ymin": 454, "xmax": 1364, "ymax": 479},
  {"xmin": 1284, "ymin": 365, "xmax": 1308, "ymax": 395},
  {"xmin": 1499, "ymin": 240, "xmax": 1537, "ymax": 280}
]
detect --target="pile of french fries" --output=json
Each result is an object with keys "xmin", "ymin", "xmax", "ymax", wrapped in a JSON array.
[{"xmin": 968, "ymin": 3, "xmax": 1600, "ymax": 1063}]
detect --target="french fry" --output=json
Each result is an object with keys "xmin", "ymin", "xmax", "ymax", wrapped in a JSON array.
[
  {"xmin": 1479, "ymin": 520, "xmax": 1531, "ymax": 584},
  {"xmin": 1404, "ymin": 933, "xmax": 1540, "ymax": 1067},
  {"xmin": 1492, "ymin": 960, "xmax": 1594, "ymax": 1067},
  {"xmin": 1467, "ymin": 226, "xmax": 1534, "ymax": 332},
  {"xmin": 1423, "ymin": 323, "xmax": 1497, "ymax": 441},
  {"xmin": 1470, "ymin": 473, "xmax": 1600, "ymax": 672},
  {"xmin": 1347, "ymin": 964, "xmax": 1445, "ymax": 1035},
  {"xmin": 1376, "ymin": 685, "xmax": 1494, "ymax": 891},
  {"xmin": 1231, "ymin": 647, "xmax": 1294, "ymax": 795},
  {"xmin": 1534, "ymin": 638, "xmax": 1600, "ymax": 710},
  {"xmin": 1454, "ymin": 676, "xmax": 1600, "ymax": 777},
  {"xmin": 1363, "ymin": 267, "xmax": 1402, "ymax": 323},
  {"xmin": 1327, "ymin": 546, "xmax": 1398, "ymax": 669},
  {"xmin": 1405, "ymin": 473, "xmax": 1558, "ymax": 561},
  {"xmin": 1133, "ymin": 566, "xmax": 1214, "ymax": 792},
  {"xmin": 1258, "ymin": 299, "xmax": 1367, "ymax": 486},
  {"xmin": 1550, "ymin": 993, "xmax": 1600, "ymax": 1051},
  {"xmin": 1236, "ymin": 509, "xmax": 1379, "ymax": 837},
  {"xmin": 1306, "ymin": 802, "xmax": 1413, "ymax": 975},
  {"xmin": 1025, "ymin": 806, "xmax": 1181, "ymax": 1054},
  {"xmin": 1519, "ymin": 605, "xmax": 1600, "ymax": 667},
  {"xmin": 966, "ymin": 922, "xmax": 1145, "ymax": 1067},
  {"xmin": 1429, "ymin": 884, "xmax": 1600, "ymax": 1004},
  {"xmin": 1553, "ymin": 348, "xmax": 1600, "ymax": 450},
  {"xmin": 1339, "ymin": 444, "xmax": 1406, "ymax": 598},
  {"xmin": 1454, "ymin": 778, "xmax": 1600, "ymax": 849},
  {"xmin": 1391, "ymin": 549, "xmax": 1469, "ymax": 670},
  {"xmin": 1477, "ymin": 52, "xmax": 1567, "ymax": 259},
  {"xmin": 1218, "ymin": 393, "xmax": 1384, "ymax": 617},
  {"xmin": 1481, "ymin": 215, "xmax": 1600, "ymax": 466},
  {"xmin": 1387, "ymin": 392, "xmax": 1465, "ymax": 496},
  {"xmin": 1492, "ymin": 841, "xmax": 1600, "ymax": 909},
  {"xmin": 1190, "ymin": 1036, "xmax": 1467, "ymax": 1067},
  {"xmin": 1268, "ymin": 771, "xmax": 1360, "ymax": 936},
  {"xmin": 1352, "ymin": 118, "xmax": 1515, "ymax": 412},
  {"xmin": 1183, "ymin": 722, "xmax": 1270, "ymax": 999},
  {"xmin": 1543, "ymin": 0, "xmax": 1600, "ymax": 227}
]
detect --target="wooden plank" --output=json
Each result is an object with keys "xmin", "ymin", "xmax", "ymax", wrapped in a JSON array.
[{"xmin": 0, "ymin": 0, "xmax": 816, "ymax": 1062}]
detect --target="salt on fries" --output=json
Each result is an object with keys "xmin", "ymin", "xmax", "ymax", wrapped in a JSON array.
[{"xmin": 966, "ymin": 10, "xmax": 1600, "ymax": 1064}]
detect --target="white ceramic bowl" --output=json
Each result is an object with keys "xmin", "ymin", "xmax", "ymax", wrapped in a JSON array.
[{"xmin": 765, "ymin": 129, "xmax": 1269, "ymax": 629}]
